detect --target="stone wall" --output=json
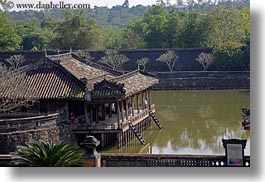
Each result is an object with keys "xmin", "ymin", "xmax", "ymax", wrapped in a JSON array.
[
  {"xmin": 0, "ymin": 113, "xmax": 75, "ymax": 154},
  {"xmin": 153, "ymin": 71, "xmax": 250, "ymax": 90},
  {"xmin": 87, "ymin": 48, "xmax": 212, "ymax": 72}
]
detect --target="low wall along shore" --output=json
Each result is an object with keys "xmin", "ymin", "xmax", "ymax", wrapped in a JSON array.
[
  {"xmin": 0, "ymin": 113, "xmax": 75, "ymax": 154},
  {"xmin": 153, "ymin": 71, "xmax": 250, "ymax": 90}
]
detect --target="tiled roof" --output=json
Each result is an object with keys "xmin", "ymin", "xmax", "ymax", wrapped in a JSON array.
[
  {"xmin": 109, "ymin": 70, "xmax": 159, "ymax": 97},
  {"xmin": 0, "ymin": 60, "xmax": 85, "ymax": 100},
  {"xmin": 47, "ymin": 53, "xmax": 120, "ymax": 90}
]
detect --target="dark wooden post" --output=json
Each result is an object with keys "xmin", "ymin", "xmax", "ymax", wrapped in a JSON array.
[
  {"xmin": 148, "ymin": 89, "xmax": 151, "ymax": 109},
  {"xmin": 116, "ymin": 99, "xmax": 120, "ymax": 129},
  {"xmin": 95, "ymin": 104, "xmax": 98, "ymax": 123},
  {"xmin": 136, "ymin": 94, "xmax": 140, "ymax": 113},
  {"xmin": 84, "ymin": 102, "xmax": 89, "ymax": 129},
  {"xmin": 121, "ymin": 99, "xmax": 124, "ymax": 123},
  {"xmin": 81, "ymin": 135, "xmax": 101, "ymax": 167},
  {"xmin": 102, "ymin": 103, "xmax": 106, "ymax": 120},
  {"xmin": 89, "ymin": 104, "xmax": 93, "ymax": 126},
  {"xmin": 131, "ymin": 96, "xmax": 134, "ymax": 116},
  {"xmin": 141, "ymin": 91, "xmax": 144, "ymax": 110},
  {"xmin": 125, "ymin": 99, "xmax": 128, "ymax": 120},
  {"xmin": 109, "ymin": 103, "xmax": 112, "ymax": 118}
]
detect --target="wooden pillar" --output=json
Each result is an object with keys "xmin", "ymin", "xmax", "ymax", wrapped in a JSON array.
[
  {"xmin": 125, "ymin": 99, "xmax": 128, "ymax": 120},
  {"xmin": 95, "ymin": 104, "xmax": 98, "ymax": 123},
  {"xmin": 116, "ymin": 99, "xmax": 120, "ymax": 129},
  {"xmin": 102, "ymin": 103, "xmax": 106, "ymax": 120},
  {"xmin": 101, "ymin": 134, "xmax": 105, "ymax": 148},
  {"xmin": 136, "ymin": 94, "xmax": 140, "ymax": 113},
  {"xmin": 89, "ymin": 104, "xmax": 93, "ymax": 126},
  {"xmin": 131, "ymin": 96, "xmax": 134, "ymax": 116},
  {"xmin": 109, "ymin": 103, "xmax": 112, "ymax": 118},
  {"xmin": 84, "ymin": 102, "xmax": 89, "ymax": 129},
  {"xmin": 148, "ymin": 89, "xmax": 151, "ymax": 109},
  {"xmin": 121, "ymin": 100, "xmax": 124, "ymax": 123},
  {"xmin": 141, "ymin": 91, "xmax": 144, "ymax": 110}
]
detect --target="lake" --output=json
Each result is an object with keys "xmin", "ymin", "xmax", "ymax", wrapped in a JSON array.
[{"xmin": 101, "ymin": 90, "xmax": 250, "ymax": 155}]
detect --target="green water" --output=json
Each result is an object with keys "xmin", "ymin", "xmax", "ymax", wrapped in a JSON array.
[{"xmin": 101, "ymin": 90, "xmax": 250, "ymax": 155}]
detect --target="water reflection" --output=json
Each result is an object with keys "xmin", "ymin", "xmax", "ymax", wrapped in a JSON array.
[{"xmin": 101, "ymin": 90, "xmax": 250, "ymax": 155}]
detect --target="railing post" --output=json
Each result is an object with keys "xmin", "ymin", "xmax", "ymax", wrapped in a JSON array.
[{"xmin": 81, "ymin": 135, "xmax": 101, "ymax": 167}]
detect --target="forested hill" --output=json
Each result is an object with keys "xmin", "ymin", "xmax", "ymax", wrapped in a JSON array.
[{"xmin": 7, "ymin": 0, "xmax": 250, "ymax": 29}]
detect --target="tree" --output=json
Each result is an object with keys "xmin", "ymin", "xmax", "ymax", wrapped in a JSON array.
[
  {"xmin": 15, "ymin": 17, "xmax": 55, "ymax": 50},
  {"xmin": 22, "ymin": 34, "xmax": 45, "ymax": 51},
  {"xmin": 12, "ymin": 140, "xmax": 85, "ymax": 167},
  {"xmin": 142, "ymin": 5, "xmax": 168, "ymax": 48},
  {"xmin": 156, "ymin": 50, "xmax": 179, "ymax": 72},
  {"xmin": 178, "ymin": 11, "xmax": 210, "ymax": 48},
  {"xmin": 99, "ymin": 50, "xmax": 129, "ymax": 70},
  {"xmin": 103, "ymin": 27, "xmax": 123, "ymax": 49},
  {"xmin": 0, "ymin": 10, "xmax": 20, "ymax": 51},
  {"xmin": 49, "ymin": 10, "xmax": 104, "ymax": 50},
  {"xmin": 136, "ymin": 57, "xmax": 149, "ymax": 71},
  {"xmin": 195, "ymin": 52, "xmax": 214, "ymax": 71},
  {"xmin": 0, "ymin": 63, "xmax": 34, "ymax": 112},
  {"xmin": 74, "ymin": 50, "xmax": 93, "ymax": 61},
  {"xmin": 5, "ymin": 54, "xmax": 26, "ymax": 69},
  {"xmin": 122, "ymin": 0, "xmax": 129, "ymax": 8},
  {"xmin": 206, "ymin": 6, "xmax": 245, "ymax": 48}
]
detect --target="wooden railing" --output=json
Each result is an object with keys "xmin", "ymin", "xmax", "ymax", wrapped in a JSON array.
[
  {"xmin": 101, "ymin": 154, "xmax": 250, "ymax": 167},
  {"xmin": 121, "ymin": 104, "xmax": 155, "ymax": 130}
]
